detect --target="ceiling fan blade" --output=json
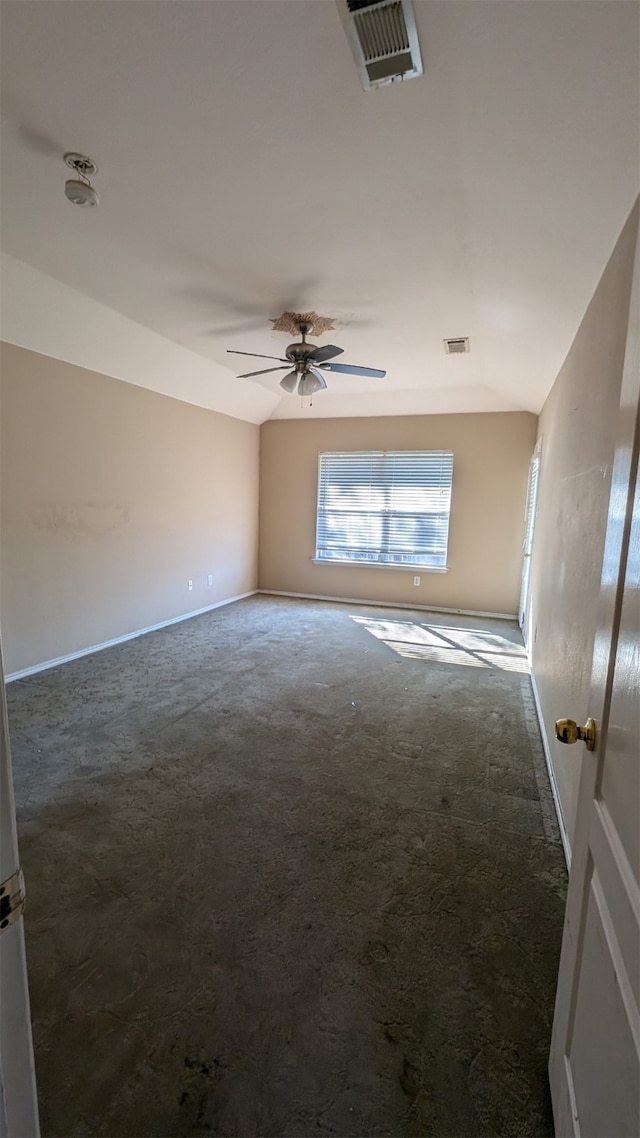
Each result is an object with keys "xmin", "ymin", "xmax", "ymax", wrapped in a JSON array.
[
  {"xmin": 308, "ymin": 344, "xmax": 344, "ymax": 364},
  {"xmin": 237, "ymin": 365, "xmax": 290, "ymax": 379},
  {"xmin": 320, "ymin": 362, "xmax": 386, "ymax": 378},
  {"xmin": 227, "ymin": 350, "xmax": 289, "ymax": 362}
]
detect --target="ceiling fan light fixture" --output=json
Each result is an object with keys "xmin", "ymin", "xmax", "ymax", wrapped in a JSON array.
[
  {"xmin": 298, "ymin": 372, "xmax": 325, "ymax": 397},
  {"xmin": 280, "ymin": 370, "xmax": 298, "ymax": 393}
]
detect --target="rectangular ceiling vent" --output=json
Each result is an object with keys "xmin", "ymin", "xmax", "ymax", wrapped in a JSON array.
[
  {"xmin": 339, "ymin": 0, "xmax": 423, "ymax": 91},
  {"xmin": 444, "ymin": 337, "xmax": 470, "ymax": 354}
]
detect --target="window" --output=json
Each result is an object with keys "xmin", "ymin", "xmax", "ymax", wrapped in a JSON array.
[{"xmin": 315, "ymin": 450, "xmax": 453, "ymax": 570}]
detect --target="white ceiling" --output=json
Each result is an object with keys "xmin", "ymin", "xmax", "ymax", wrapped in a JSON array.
[{"xmin": 1, "ymin": 0, "xmax": 638, "ymax": 424}]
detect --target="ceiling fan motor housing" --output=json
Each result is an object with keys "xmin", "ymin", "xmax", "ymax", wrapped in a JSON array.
[{"xmin": 285, "ymin": 341, "xmax": 317, "ymax": 363}]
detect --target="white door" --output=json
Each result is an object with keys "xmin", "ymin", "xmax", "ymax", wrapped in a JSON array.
[
  {"xmin": 549, "ymin": 231, "xmax": 639, "ymax": 1136},
  {"xmin": 0, "ymin": 635, "xmax": 40, "ymax": 1138}
]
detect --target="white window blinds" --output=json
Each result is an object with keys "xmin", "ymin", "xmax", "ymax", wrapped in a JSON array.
[
  {"xmin": 523, "ymin": 452, "xmax": 540, "ymax": 556},
  {"xmin": 316, "ymin": 451, "xmax": 453, "ymax": 569}
]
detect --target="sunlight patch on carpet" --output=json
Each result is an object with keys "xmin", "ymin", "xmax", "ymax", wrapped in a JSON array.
[{"xmin": 351, "ymin": 616, "xmax": 529, "ymax": 673}]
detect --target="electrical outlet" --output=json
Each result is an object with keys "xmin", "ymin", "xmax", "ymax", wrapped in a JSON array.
[
  {"xmin": 188, "ymin": 580, "xmax": 193, "ymax": 591},
  {"xmin": 207, "ymin": 574, "xmax": 213, "ymax": 587},
  {"xmin": 413, "ymin": 575, "xmax": 421, "ymax": 586}
]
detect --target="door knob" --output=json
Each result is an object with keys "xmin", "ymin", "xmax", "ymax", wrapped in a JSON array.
[{"xmin": 555, "ymin": 717, "xmax": 596, "ymax": 751}]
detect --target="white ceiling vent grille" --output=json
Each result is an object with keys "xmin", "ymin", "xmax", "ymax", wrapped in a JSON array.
[
  {"xmin": 444, "ymin": 337, "xmax": 470, "ymax": 354},
  {"xmin": 339, "ymin": 0, "xmax": 423, "ymax": 90}
]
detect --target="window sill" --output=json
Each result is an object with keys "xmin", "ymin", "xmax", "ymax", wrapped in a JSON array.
[{"xmin": 312, "ymin": 559, "xmax": 449, "ymax": 573}]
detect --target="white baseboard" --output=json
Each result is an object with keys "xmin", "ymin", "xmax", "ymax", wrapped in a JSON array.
[
  {"xmin": 259, "ymin": 589, "xmax": 518, "ymax": 622},
  {"xmin": 530, "ymin": 670, "xmax": 571, "ymax": 868},
  {"xmin": 6, "ymin": 590, "xmax": 257, "ymax": 683}
]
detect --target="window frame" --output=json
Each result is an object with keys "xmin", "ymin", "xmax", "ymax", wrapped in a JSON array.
[{"xmin": 314, "ymin": 449, "xmax": 454, "ymax": 573}]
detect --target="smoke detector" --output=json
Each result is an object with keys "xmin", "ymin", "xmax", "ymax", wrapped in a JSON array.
[{"xmin": 64, "ymin": 153, "xmax": 99, "ymax": 208}]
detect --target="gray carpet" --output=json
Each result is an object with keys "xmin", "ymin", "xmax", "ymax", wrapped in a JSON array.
[{"xmin": 7, "ymin": 596, "xmax": 567, "ymax": 1137}]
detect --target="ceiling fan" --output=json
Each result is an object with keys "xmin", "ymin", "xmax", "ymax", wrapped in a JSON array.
[{"xmin": 227, "ymin": 318, "xmax": 386, "ymax": 396}]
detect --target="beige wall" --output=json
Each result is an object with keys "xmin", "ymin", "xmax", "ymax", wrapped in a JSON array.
[
  {"xmin": 259, "ymin": 412, "xmax": 537, "ymax": 615},
  {"xmin": 1, "ymin": 343, "xmax": 260, "ymax": 674},
  {"xmin": 529, "ymin": 199, "xmax": 639, "ymax": 849}
]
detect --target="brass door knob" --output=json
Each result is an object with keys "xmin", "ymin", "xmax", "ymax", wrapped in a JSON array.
[{"xmin": 555, "ymin": 717, "xmax": 596, "ymax": 751}]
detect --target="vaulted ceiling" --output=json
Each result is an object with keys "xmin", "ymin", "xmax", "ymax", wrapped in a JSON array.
[{"xmin": 1, "ymin": 0, "xmax": 638, "ymax": 423}]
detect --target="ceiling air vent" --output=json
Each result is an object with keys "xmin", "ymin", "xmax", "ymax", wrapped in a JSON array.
[
  {"xmin": 444, "ymin": 337, "xmax": 470, "ymax": 354},
  {"xmin": 339, "ymin": 0, "xmax": 423, "ymax": 91}
]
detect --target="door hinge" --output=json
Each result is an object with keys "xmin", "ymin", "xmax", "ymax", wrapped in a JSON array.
[{"xmin": 0, "ymin": 868, "xmax": 26, "ymax": 932}]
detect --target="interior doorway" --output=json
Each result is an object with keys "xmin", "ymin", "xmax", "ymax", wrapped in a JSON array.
[{"xmin": 519, "ymin": 441, "xmax": 541, "ymax": 644}]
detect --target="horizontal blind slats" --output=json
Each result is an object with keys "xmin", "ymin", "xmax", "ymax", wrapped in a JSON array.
[{"xmin": 316, "ymin": 450, "xmax": 453, "ymax": 568}]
